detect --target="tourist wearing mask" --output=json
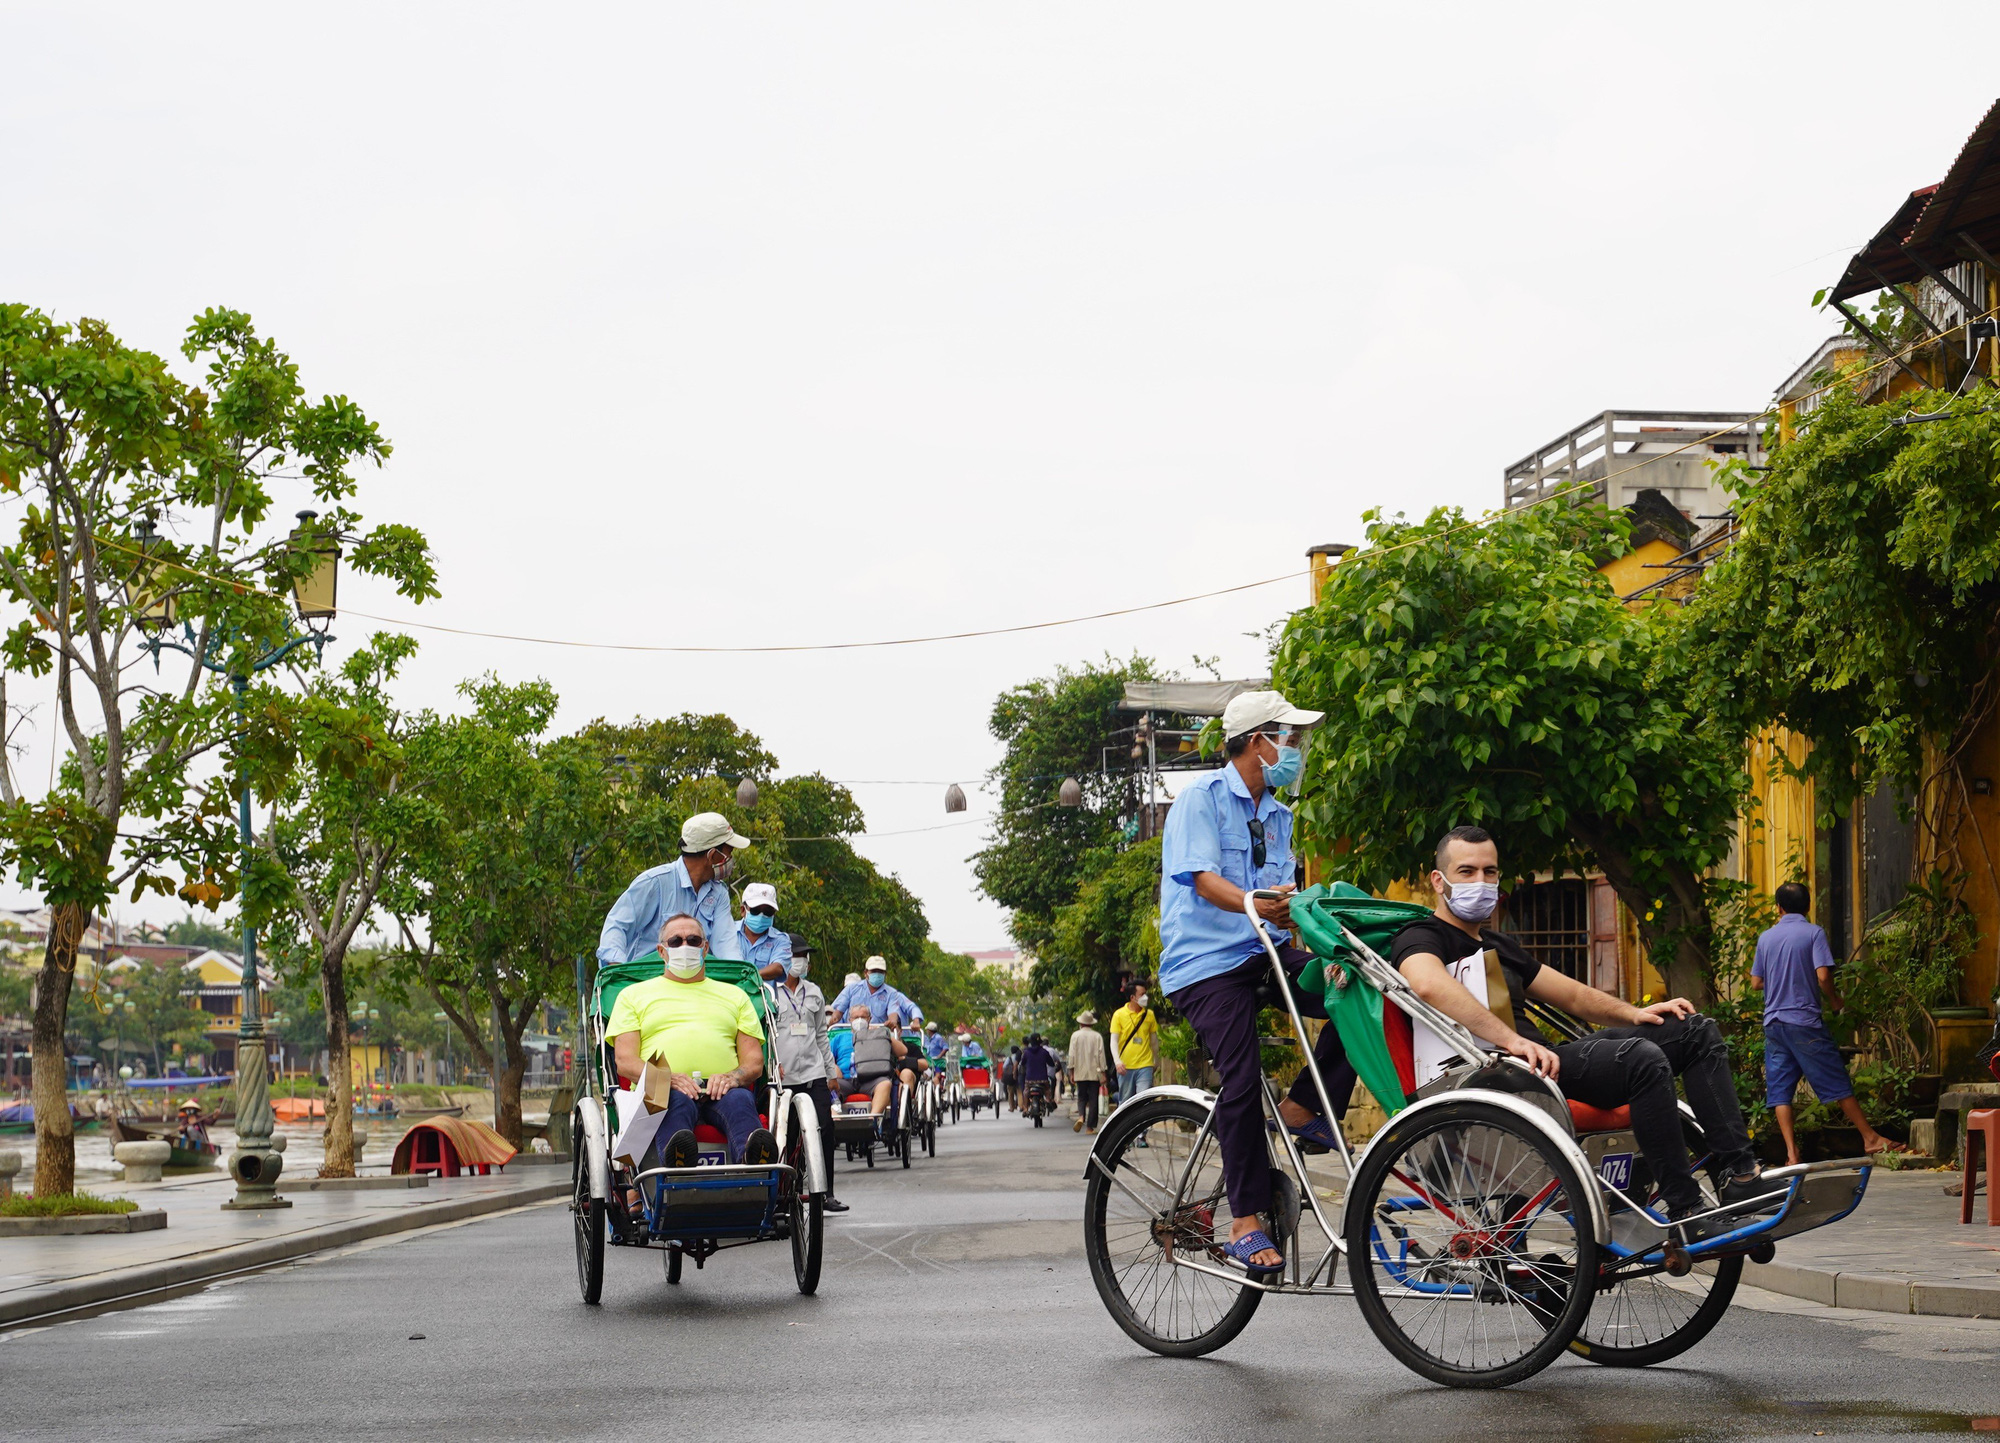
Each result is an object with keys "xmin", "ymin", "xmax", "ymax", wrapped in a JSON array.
[{"xmin": 738, "ymin": 882, "xmax": 793, "ymax": 981}]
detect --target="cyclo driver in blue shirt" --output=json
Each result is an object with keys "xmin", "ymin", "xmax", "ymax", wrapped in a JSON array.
[
  {"xmin": 599, "ymin": 812, "xmax": 750, "ymax": 969},
  {"xmin": 737, "ymin": 881, "xmax": 793, "ymax": 980},
  {"xmin": 1158, "ymin": 690, "xmax": 1339, "ymax": 1279}
]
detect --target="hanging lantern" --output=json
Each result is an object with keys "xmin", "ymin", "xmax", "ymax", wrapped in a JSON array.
[
  {"xmin": 736, "ymin": 776, "xmax": 759, "ymax": 810},
  {"xmin": 1058, "ymin": 777, "xmax": 1083, "ymax": 808},
  {"xmin": 288, "ymin": 510, "xmax": 342, "ymax": 625},
  {"xmin": 944, "ymin": 783, "xmax": 967, "ymax": 814},
  {"xmin": 122, "ymin": 516, "xmax": 177, "ymax": 632}
]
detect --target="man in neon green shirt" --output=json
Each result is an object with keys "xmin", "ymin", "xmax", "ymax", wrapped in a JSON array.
[{"xmin": 609, "ymin": 912, "xmax": 776, "ymax": 1168}]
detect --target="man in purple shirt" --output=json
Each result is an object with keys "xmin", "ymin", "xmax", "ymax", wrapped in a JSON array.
[{"xmin": 1752, "ymin": 882, "xmax": 1892, "ymax": 1165}]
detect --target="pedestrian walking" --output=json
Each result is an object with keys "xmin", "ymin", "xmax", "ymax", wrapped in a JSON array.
[
  {"xmin": 1067, "ymin": 1011, "xmax": 1107, "ymax": 1133},
  {"xmin": 1753, "ymin": 881, "xmax": 1893, "ymax": 1166},
  {"xmin": 1111, "ymin": 983, "xmax": 1160, "ymax": 1108}
]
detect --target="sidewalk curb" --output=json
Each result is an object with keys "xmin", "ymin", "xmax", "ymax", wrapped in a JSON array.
[
  {"xmin": 1746, "ymin": 1259, "xmax": 2000, "ymax": 1318},
  {"xmin": 0, "ymin": 1179, "xmax": 568, "ymax": 1329}
]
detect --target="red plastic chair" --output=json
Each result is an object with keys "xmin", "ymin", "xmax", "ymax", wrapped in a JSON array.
[{"xmin": 1963, "ymin": 1109, "xmax": 2000, "ymax": 1225}]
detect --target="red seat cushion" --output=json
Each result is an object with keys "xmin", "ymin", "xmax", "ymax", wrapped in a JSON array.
[
  {"xmin": 1568, "ymin": 1100, "xmax": 1632, "ymax": 1132},
  {"xmin": 692, "ymin": 1124, "xmax": 726, "ymax": 1144},
  {"xmin": 844, "ymin": 1094, "xmax": 874, "ymax": 1104}
]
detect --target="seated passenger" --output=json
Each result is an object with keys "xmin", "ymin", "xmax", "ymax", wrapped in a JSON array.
[
  {"xmin": 607, "ymin": 913, "xmax": 778, "ymax": 1170},
  {"xmin": 846, "ymin": 1006, "xmax": 910, "ymax": 1129},
  {"xmin": 829, "ymin": 1018, "xmax": 856, "ymax": 1090},
  {"xmin": 1288, "ymin": 826, "xmax": 1765, "ymax": 1239}
]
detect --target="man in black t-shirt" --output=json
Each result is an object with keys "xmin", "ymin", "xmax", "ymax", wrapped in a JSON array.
[{"xmin": 1375, "ymin": 825, "xmax": 1763, "ymax": 1236}]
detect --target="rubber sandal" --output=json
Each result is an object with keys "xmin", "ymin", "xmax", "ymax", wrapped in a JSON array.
[
  {"xmin": 1288, "ymin": 1116, "xmax": 1340, "ymax": 1152},
  {"xmin": 1221, "ymin": 1228, "xmax": 1284, "ymax": 1278}
]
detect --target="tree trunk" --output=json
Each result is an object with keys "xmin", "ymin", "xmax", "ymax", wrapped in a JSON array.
[
  {"xmin": 490, "ymin": 987, "xmax": 533, "ymax": 1149},
  {"xmin": 319, "ymin": 945, "xmax": 356, "ymax": 1178},
  {"xmin": 30, "ymin": 904, "xmax": 86, "ymax": 1198}
]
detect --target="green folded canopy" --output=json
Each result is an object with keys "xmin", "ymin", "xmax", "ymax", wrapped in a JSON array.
[{"xmin": 1284, "ymin": 882, "xmax": 1434, "ymax": 1118}]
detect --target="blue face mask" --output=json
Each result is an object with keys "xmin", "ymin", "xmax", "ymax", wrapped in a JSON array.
[
  {"xmin": 867, "ymin": 971, "xmax": 885, "ymax": 990},
  {"xmin": 743, "ymin": 913, "xmax": 773, "ymax": 935},
  {"xmin": 1261, "ymin": 744, "xmax": 1304, "ymax": 790}
]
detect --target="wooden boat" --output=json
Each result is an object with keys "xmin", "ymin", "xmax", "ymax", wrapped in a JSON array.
[
  {"xmin": 396, "ymin": 1104, "xmax": 465, "ymax": 1120},
  {"xmin": 111, "ymin": 1114, "xmax": 223, "ymax": 1168},
  {"xmin": 0, "ymin": 1102, "xmax": 99, "ymax": 1135}
]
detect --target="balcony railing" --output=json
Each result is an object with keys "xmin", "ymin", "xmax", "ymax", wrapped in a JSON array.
[{"xmin": 1504, "ymin": 409, "xmax": 1766, "ymax": 512}]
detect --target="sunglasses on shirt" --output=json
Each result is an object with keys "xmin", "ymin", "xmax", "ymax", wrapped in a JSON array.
[
  {"xmin": 1247, "ymin": 818, "xmax": 1266, "ymax": 870},
  {"xmin": 662, "ymin": 934, "xmax": 705, "ymax": 950}
]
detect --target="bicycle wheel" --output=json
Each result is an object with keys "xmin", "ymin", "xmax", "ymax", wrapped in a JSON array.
[
  {"xmin": 572, "ymin": 1142, "xmax": 605, "ymax": 1305},
  {"xmin": 1345, "ymin": 1098, "xmax": 1597, "ymax": 1388},
  {"xmin": 1572, "ymin": 1160, "xmax": 1741, "ymax": 1367},
  {"xmin": 791, "ymin": 1185, "xmax": 824, "ymax": 1295},
  {"xmin": 1084, "ymin": 1093, "xmax": 1263, "ymax": 1357}
]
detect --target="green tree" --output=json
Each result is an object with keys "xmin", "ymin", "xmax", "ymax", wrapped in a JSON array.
[
  {"xmin": 972, "ymin": 656, "xmax": 1162, "ymax": 958},
  {"xmin": 1040, "ymin": 836, "xmax": 1163, "ymax": 1017},
  {"xmin": 1677, "ymin": 384, "xmax": 2000, "ymax": 837},
  {"xmin": 0, "ymin": 305, "xmax": 436, "ymax": 1194},
  {"xmin": 1272, "ymin": 504, "xmax": 1744, "ymax": 1003},
  {"xmin": 578, "ymin": 716, "xmax": 931, "ymax": 980},
  {"xmin": 391, "ymin": 678, "xmax": 621, "ymax": 1145},
  {"xmin": 255, "ymin": 634, "xmax": 435, "ymax": 1175}
]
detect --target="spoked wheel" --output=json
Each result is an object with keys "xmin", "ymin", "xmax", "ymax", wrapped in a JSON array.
[
  {"xmin": 1084, "ymin": 1093, "xmax": 1263, "ymax": 1357},
  {"xmin": 1573, "ymin": 1166, "xmax": 1742, "ymax": 1367},
  {"xmin": 790, "ymin": 1180, "xmax": 824, "ymax": 1295},
  {"xmin": 1345, "ymin": 1099, "xmax": 1598, "ymax": 1389},
  {"xmin": 572, "ymin": 1141, "xmax": 605, "ymax": 1305}
]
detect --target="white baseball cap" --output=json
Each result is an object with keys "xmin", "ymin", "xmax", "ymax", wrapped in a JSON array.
[
  {"xmin": 682, "ymin": 812, "xmax": 751, "ymax": 852},
  {"xmin": 865, "ymin": 955, "xmax": 888, "ymax": 973},
  {"xmin": 1222, "ymin": 689, "xmax": 1324, "ymax": 740},
  {"xmin": 742, "ymin": 882, "xmax": 777, "ymax": 911}
]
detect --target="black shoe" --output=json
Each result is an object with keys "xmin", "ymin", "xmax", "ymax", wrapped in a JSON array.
[
  {"xmin": 823, "ymin": 1195, "xmax": 850, "ymax": 1213},
  {"xmin": 1717, "ymin": 1170, "xmax": 1782, "ymax": 1211},
  {"xmin": 1667, "ymin": 1203, "xmax": 1728, "ymax": 1243},
  {"xmin": 743, "ymin": 1128, "xmax": 778, "ymax": 1166},
  {"xmin": 661, "ymin": 1128, "xmax": 697, "ymax": 1170}
]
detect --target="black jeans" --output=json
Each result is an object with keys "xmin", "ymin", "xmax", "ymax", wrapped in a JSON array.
[
  {"xmin": 1076, "ymin": 1079, "xmax": 1100, "ymax": 1129},
  {"xmin": 782, "ymin": 1079, "xmax": 837, "ymax": 1195},
  {"xmin": 1555, "ymin": 1013, "xmax": 1755, "ymax": 1212},
  {"xmin": 1169, "ymin": 947, "xmax": 1354, "ymax": 1219}
]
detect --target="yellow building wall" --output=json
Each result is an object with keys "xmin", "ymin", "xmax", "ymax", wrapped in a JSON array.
[
  {"xmin": 1739, "ymin": 728, "xmax": 1815, "ymax": 894},
  {"xmin": 1599, "ymin": 536, "xmax": 1684, "ymax": 602}
]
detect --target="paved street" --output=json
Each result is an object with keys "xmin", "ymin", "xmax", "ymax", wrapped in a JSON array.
[{"xmin": 6, "ymin": 1109, "xmax": 2000, "ymax": 1441}]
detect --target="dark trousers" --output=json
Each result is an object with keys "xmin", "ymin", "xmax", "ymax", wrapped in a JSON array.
[
  {"xmin": 1556, "ymin": 1013, "xmax": 1756, "ymax": 1212},
  {"xmin": 783, "ymin": 1078, "xmax": 837, "ymax": 1195},
  {"xmin": 639, "ymin": 1085, "xmax": 759, "ymax": 1166},
  {"xmin": 1077, "ymin": 1079, "xmax": 1101, "ymax": 1129},
  {"xmin": 1170, "ymin": 947, "xmax": 1354, "ymax": 1219}
]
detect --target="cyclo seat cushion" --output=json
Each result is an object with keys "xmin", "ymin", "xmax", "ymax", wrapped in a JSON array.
[
  {"xmin": 1567, "ymin": 1100, "xmax": 1632, "ymax": 1132},
  {"xmin": 844, "ymin": 1095, "xmax": 873, "ymax": 1104},
  {"xmin": 691, "ymin": 1114, "xmax": 771, "ymax": 1146}
]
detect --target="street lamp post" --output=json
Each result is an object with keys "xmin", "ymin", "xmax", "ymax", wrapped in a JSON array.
[{"xmin": 136, "ymin": 510, "xmax": 341, "ymax": 1210}]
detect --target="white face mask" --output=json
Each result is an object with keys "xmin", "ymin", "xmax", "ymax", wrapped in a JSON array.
[
  {"xmin": 786, "ymin": 956, "xmax": 809, "ymax": 979},
  {"xmin": 1442, "ymin": 880, "xmax": 1501, "ymax": 923},
  {"xmin": 665, "ymin": 944, "xmax": 704, "ymax": 977}
]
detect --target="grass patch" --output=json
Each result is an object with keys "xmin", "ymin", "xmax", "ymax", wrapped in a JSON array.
[{"xmin": 1, "ymin": 1190, "xmax": 139, "ymax": 1218}]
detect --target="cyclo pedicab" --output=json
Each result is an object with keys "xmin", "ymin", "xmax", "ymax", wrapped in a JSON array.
[
  {"xmin": 959, "ymin": 1046, "xmax": 1000, "ymax": 1120},
  {"xmin": 570, "ymin": 951, "xmax": 829, "ymax": 1302},
  {"xmin": 825, "ymin": 1020, "xmax": 928, "ymax": 1169},
  {"xmin": 1082, "ymin": 883, "xmax": 1873, "ymax": 1389}
]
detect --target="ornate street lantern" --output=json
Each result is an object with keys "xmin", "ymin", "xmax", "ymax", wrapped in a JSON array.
[
  {"xmin": 288, "ymin": 510, "xmax": 341, "ymax": 628},
  {"xmin": 123, "ymin": 516, "xmax": 177, "ymax": 632}
]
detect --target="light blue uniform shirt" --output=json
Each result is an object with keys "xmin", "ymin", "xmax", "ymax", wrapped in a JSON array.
[
  {"xmin": 1158, "ymin": 764, "xmax": 1295, "ymax": 996},
  {"xmin": 828, "ymin": 979, "xmax": 924, "ymax": 1025},
  {"xmin": 596, "ymin": 858, "xmax": 742, "ymax": 967},
  {"xmin": 738, "ymin": 922, "xmax": 792, "ymax": 975}
]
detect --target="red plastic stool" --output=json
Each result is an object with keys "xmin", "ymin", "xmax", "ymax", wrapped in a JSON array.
[{"xmin": 1962, "ymin": 1109, "xmax": 2000, "ymax": 1225}]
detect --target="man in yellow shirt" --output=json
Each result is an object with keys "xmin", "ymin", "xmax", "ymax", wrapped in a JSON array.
[
  {"xmin": 608, "ymin": 912, "xmax": 776, "ymax": 1168},
  {"xmin": 1110, "ymin": 983, "xmax": 1160, "ymax": 1109}
]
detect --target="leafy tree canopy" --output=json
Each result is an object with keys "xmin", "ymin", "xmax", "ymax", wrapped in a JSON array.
[
  {"xmin": 1271, "ymin": 503, "xmax": 1744, "ymax": 1001},
  {"xmin": 1676, "ymin": 382, "xmax": 2000, "ymax": 818},
  {"xmin": 1038, "ymin": 835, "xmax": 1162, "ymax": 1018},
  {"xmin": 972, "ymin": 655, "xmax": 1162, "ymax": 957}
]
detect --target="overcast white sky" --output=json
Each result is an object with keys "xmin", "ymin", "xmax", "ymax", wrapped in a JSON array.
[{"xmin": 1, "ymin": 5, "xmax": 1994, "ymax": 949}]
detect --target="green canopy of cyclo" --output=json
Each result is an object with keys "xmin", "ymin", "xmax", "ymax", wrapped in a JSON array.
[{"xmin": 1284, "ymin": 881, "xmax": 1435, "ymax": 1118}]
